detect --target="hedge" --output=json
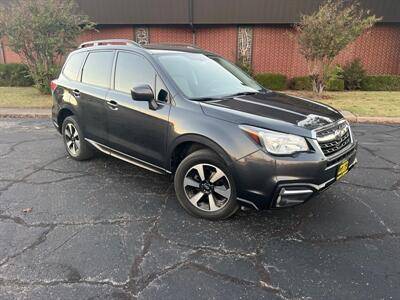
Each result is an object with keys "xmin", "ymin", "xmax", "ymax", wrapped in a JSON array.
[
  {"xmin": 0, "ymin": 64, "xmax": 33, "ymax": 87},
  {"xmin": 326, "ymin": 78, "xmax": 344, "ymax": 91},
  {"xmin": 290, "ymin": 76, "xmax": 313, "ymax": 91},
  {"xmin": 254, "ymin": 73, "xmax": 287, "ymax": 90},
  {"xmin": 360, "ymin": 75, "xmax": 400, "ymax": 91}
]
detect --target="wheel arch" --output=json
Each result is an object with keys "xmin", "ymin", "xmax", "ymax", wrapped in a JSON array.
[
  {"xmin": 168, "ymin": 134, "xmax": 234, "ymax": 173},
  {"xmin": 57, "ymin": 106, "xmax": 77, "ymax": 132}
]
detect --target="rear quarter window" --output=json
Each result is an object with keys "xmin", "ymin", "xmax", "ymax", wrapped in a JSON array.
[
  {"xmin": 63, "ymin": 52, "xmax": 86, "ymax": 81},
  {"xmin": 81, "ymin": 51, "xmax": 115, "ymax": 88}
]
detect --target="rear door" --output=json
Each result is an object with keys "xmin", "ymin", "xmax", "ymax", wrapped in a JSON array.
[
  {"xmin": 53, "ymin": 51, "xmax": 87, "ymax": 125},
  {"xmin": 105, "ymin": 51, "xmax": 171, "ymax": 167},
  {"xmin": 77, "ymin": 50, "xmax": 115, "ymax": 144}
]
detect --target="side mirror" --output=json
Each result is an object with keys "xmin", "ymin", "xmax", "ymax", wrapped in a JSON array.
[{"xmin": 131, "ymin": 84, "xmax": 158, "ymax": 110}]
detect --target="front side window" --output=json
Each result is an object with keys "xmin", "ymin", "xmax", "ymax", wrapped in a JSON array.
[
  {"xmin": 114, "ymin": 52, "xmax": 156, "ymax": 94},
  {"xmin": 63, "ymin": 52, "xmax": 86, "ymax": 81},
  {"xmin": 155, "ymin": 53, "xmax": 263, "ymax": 99},
  {"xmin": 81, "ymin": 51, "xmax": 114, "ymax": 88}
]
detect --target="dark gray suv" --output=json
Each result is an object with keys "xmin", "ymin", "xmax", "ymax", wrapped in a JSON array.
[{"xmin": 51, "ymin": 39, "xmax": 357, "ymax": 220}]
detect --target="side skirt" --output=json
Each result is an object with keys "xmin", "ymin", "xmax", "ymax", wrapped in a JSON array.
[{"xmin": 85, "ymin": 138, "xmax": 171, "ymax": 175}]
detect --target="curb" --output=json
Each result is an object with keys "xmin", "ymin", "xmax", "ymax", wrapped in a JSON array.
[
  {"xmin": 0, "ymin": 113, "xmax": 51, "ymax": 119},
  {"xmin": 340, "ymin": 111, "xmax": 400, "ymax": 125},
  {"xmin": 0, "ymin": 108, "xmax": 51, "ymax": 119}
]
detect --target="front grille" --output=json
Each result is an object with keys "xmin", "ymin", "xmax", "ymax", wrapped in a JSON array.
[{"xmin": 316, "ymin": 121, "xmax": 352, "ymax": 157}]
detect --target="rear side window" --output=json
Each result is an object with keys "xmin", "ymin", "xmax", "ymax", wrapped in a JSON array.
[
  {"xmin": 63, "ymin": 52, "xmax": 86, "ymax": 80},
  {"xmin": 82, "ymin": 51, "xmax": 114, "ymax": 88},
  {"xmin": 114, "ymin": 52, "xmax": 156, "ymax": 94}
]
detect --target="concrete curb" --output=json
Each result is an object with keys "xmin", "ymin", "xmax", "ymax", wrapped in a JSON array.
[
  {"xmin": 341, "ymin": 110, "xmax": 400, "ymax": 125},
  {"xmin": 0, "ymin": 108, "xmax": 51, "ymax": 119}
]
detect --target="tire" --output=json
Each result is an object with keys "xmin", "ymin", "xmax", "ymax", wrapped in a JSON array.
[
  {"xmin": 61, "ymin": 116, "xmax": 93, "ymax": 161},
  {"xmin": 174, "ymin": 149, "xmax": 239, "ymax": 220}
]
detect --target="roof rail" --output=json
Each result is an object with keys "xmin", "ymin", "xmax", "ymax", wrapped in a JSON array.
[
  {"xmin": 79, "ymin": 39, "xmax": 142, "ymax": 49},
  {"xmin": 146, "ymin": 43, "xmax": 201, "ymax": 49}
]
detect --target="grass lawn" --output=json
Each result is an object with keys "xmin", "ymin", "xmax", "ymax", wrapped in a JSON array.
[
  {"xmin": 0, "ymin": 87, "xmax": 52, "ymax": 108},
  {"xmin": 285, "ymin": 91, "xmax": 400, "ymax": 117}
]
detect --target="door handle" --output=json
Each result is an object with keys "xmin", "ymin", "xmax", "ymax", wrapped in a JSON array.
[
  {"xmin": 72, "ymin": 89, "xmax": 80, "ymax": 98},
  {"xmin": 107, "ymin": 100, "xmax": 119, "ymax": 110}
]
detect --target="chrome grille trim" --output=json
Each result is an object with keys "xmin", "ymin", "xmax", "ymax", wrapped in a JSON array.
[{"xmin": 314, "ymin": 119, "xmax": 353, "ymax": 158}]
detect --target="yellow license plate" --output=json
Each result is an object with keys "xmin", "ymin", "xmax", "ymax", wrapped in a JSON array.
[{"xmin": 336, "ymin": 160, "xmax": 349, "ymax": 180}]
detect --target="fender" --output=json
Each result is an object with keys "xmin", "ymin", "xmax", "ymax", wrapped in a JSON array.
[
  {"xmin": 167, "ymin": 133, "xmax": 234, "ymax": 168},
  {"xmin": 56, "ymin": 103, "xmax": 80, "ymax": 130}
]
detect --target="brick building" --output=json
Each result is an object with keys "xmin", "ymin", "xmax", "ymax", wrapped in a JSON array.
[{"xmin": 1, "ymin": 0, "xmax": 399, "ymax": 78}]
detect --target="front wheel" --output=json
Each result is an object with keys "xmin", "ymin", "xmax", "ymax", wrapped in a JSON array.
[{"xmin": 174, "ymin": 149, "xmax": 239, "ymax": 220}]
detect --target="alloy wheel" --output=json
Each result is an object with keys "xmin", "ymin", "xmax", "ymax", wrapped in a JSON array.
[
  {"xmin": 64, "ymin": 123, "xmax": 80, "ymax": 156},
  {"xmin": 183, "ymin": 163, "xmax": 231, "ymax": 212}
]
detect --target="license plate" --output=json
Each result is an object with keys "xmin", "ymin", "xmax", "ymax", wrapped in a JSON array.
[{"xmin": 336, "ymin": 160, "xmax": 349, "ymax": 180}]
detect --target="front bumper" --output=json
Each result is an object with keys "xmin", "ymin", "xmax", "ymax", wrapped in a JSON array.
[{"xmin": 233, "ymin": 141, "xmax": 358, "ymax": 210}]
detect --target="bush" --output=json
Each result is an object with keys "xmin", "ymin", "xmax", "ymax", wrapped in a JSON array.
[
  {"xmin": 0, "ymin": 63, "xmax": 33, "ymax": 87},
  {"xmin": 361, "ymin": 75, "xmax": 400, "ymax": 91},
  {"xmin": 342, "ymin": 59, "xmax": 366, "ymax": 90},
  {"xmin": 254, "ymin": 73, "xmax": 287, "ymax": 90},
  {"xmin": 290, "ymin": 76, "xmax": 313, "ymax": 90},
  {"xmin": 32, "ymin": 65, "xmax": 61, "ymax": 94},
  {"xmin": 326, "ymin": 78, "xmax": 345, "ymax": 91}
]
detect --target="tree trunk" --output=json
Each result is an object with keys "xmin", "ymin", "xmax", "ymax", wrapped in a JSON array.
[{"xmin": 311, "ymin": 75, "xmax": 324, "ymax": 94}]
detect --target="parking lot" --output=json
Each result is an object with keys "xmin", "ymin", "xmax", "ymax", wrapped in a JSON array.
[{"xmin": 0, "ymin": 118, "xmax": 399, "ymax": 299}]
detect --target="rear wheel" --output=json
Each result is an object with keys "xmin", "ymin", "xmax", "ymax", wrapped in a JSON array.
[
  {"xmin": 62, "ymin": 116, "xmax": 93, "ymax": 160},
  {"xmin": 174, "ymin": 149, "xmax": 239, "ymax": 220}
]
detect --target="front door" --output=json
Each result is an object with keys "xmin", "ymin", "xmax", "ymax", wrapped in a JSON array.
[{"xmin": 106, "ymin": 51, "xmax": 171, "ymax": 167}]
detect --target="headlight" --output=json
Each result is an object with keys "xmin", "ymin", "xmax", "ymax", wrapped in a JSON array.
[{"xmin": 240, "ymin": 125, "xmax": 309, "ymax": 155}]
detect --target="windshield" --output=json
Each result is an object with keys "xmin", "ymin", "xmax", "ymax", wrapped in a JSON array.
[{"xmin": 155, "ymin": 52, "xmax": 264, "ymax": 100}]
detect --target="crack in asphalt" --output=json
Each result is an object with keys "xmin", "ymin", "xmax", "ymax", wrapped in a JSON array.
[
  {"xmin": 127, "ymin": 184, "xmax": 172, "ymax": 295},
  {"xmin": 351, "ymin": 193, "xmax": 394, "ymax": 234},
  {"xmin": 0, "ymin": 156, "xmax": 66, "ymax": 198},
  {"xmin": 0, "ymin": 225, "xmax": 56, "ymax": 267},
  {"xmin": 298, "ymin": 231, "xmax": 400, "ymax": 245},
  {"xmin": 0, "ymin": 137, "xmax": 58, "ymax": 158},
  {"xmin": 358, "ymin": 143, "xmax": 399, "ymax": 167},
  {"xmin": 0, "ymin": 213, "xmax": 158, "ymax": 228},
  {"xmin": 1, "ymin": 120, "xmax": 399, "ymax": 299}
]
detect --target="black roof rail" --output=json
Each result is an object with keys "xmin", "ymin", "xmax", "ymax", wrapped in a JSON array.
[{"xmin": 79, "ymin": 39, "xmax": 142, "ymax": 49}]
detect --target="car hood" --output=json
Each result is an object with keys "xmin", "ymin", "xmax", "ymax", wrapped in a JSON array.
[{"xmin": 200, "ymin": 91, "xmax": 343, "ymax": 138}]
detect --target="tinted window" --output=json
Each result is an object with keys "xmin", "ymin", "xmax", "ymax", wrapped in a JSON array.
[
  {"xmin": 82, "ymin": 51, "xmax": 114, "ymax": 88},
  {"xmin": 63, "ymin": 52, "xmax": 86, "ymax": 80},
  {"xmin": 115, "ymin": 52, "xmax": 155, "ymax": 94}
]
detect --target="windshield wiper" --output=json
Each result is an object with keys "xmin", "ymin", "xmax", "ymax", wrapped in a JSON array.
[
  {"xmin": 190, "ymin": 97, "xmax": 220, "ymax": 101},
  {"xmin": 226, "ymin": 91, "xmax": 259, "ymax": 98}
]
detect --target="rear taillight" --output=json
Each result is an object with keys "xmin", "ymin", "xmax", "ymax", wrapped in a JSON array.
[{"xmin": 50, "ymin": 81, "xmax": 57, "ymax": 92}]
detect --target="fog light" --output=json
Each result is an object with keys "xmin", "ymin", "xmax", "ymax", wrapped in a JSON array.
[{"xmin": 275, "ymin": 188, "xmax": 314, "ymax": 208}]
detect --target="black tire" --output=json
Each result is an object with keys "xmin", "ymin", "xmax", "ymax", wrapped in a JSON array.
[
  {"xmin": 62, "ymin": 116, "xmax": 93, "ymax": 161},
  {"xmin": 174, "ymin": 149, "xmax": 239, "ymax": 220}
]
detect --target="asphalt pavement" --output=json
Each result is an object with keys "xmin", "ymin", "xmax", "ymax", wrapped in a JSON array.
[{"xmin": 0, "ymin": 118, "xmax": 399, "ymax": 300}]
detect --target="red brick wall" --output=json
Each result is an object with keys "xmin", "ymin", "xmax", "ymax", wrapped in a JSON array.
[
  {"xmin": 253, "ymin": 24, "xmax": 400, "ymax": 77},
  {"xmin": 1, "ymin": 37, "xmax": 22, "ymax": 64},
  {"xmin": 149, "ymin": 25, "xmax": 237, "ymax": 62},
  {"xmin": 79, "ymin": 25, "xmax": 134, "ymax": 43},
  {"xmin": 253, "ymin": 26, "xmax": 308, "ymax": 78},
  {"xmin": 195, "ymin": 26, "xmax": 237, "ymax": 62},
  {"xmin": 345, "ymin": 24, "xmax": 400, "ymax": 75},
  {"xmin": 2, "ymin": 24, "xmax": 399, "ymax": 77},
  {"xmin": 149, "ymin": 26, "xmax": 193, "ymax": 44}
]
